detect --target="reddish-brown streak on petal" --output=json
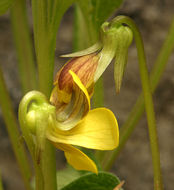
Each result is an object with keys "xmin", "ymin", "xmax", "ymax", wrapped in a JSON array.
[{"xmin": 56, "ymin": 53, "xmax": 99, "ymax": 94}]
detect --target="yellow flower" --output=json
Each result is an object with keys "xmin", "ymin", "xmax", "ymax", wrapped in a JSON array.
[
  {"xmin": 46, "ymin": 54, "xmax": 119, "ymax": 174},
  {"xmin": 19, "ymin": 21, "xmax": 133, "ymax": 175}
]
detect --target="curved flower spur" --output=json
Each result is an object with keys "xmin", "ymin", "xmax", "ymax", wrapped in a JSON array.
[{"xmin": 18, "ymin": 19, "xmax": 133, "ymax": 174}]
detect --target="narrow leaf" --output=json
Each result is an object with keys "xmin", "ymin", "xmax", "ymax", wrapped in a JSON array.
[
  {"xmin": 77, "ymin": 0, "xmax": 124, "ymax": 31},
  {"xmin": 92, "ymin": 0, "xmax": 124, "ymax": 27}
]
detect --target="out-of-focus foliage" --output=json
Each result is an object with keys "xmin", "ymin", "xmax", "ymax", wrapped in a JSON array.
[{"xmin": 0, "ymin": 0, "xmax": 13, "ymax": 15}]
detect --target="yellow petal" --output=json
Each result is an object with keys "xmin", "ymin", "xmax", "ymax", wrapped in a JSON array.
[
  {"xmin": 53, "ymin": 143, "xmax": 98, "ymax": 174},
  {"xmin": 49, "ymin": 71, "xmax": 91, "ymax": 131},
  {"xmin": 47, "ymin": 108, "xmax": 119, "ymax": 150},
  {"xmin": 69, "ymin": 70, "xmax": 90, "ymax": 110}
]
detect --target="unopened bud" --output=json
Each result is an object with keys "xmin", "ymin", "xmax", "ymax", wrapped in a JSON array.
[{"xmin": 113, "ymin": 26, "xmax": 133, "ymax": 93}]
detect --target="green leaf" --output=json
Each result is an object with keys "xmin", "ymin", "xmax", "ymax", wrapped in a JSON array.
[
  {"xmin": 60, "ymin": 171, "xmax": 122, "ymax": 190},
  {"xmin": 0, "ymin": 0, "xmax": 13, "ymax": 15},
  {"xmin": 91, "ymin": 0, "xmax": 124, "ymax": 27},
  {"xmin": 75, "ymin": 0, "xmax": 123, "ymax": 48},
  {"xmin": 77, "ymin": 0, "xmax": 123, "ymax": 30},
  {"xmin": 57, "ymin": 167, "xmax": 81, "ymax": 189}
]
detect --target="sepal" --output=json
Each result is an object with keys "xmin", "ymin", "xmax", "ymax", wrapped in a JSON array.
[
  {"xmin": 60, "ymin": 42, "xmax": 102, "ymax": 58},
  {"xmin": 113, "ymin": 26, "xmax": 133, "ymax": 93}
]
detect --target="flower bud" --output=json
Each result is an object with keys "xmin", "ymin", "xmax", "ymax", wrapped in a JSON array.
[
  {"xmin": 113, "ymin": 26, "xmax": 133, "ymax": 93},
  {"xmin": 96, "ymin": 22, "xmax": 133, "ymax": 93},
  {"xmin": 52, "ymin": 53, "xmax": 100, "ymax": 105}
]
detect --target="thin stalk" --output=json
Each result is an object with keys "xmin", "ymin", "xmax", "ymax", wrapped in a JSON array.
[
  {"xmin": 105, "ymin": 16, "xmax": 164, "ymax": 190},
  {"xmin": 32, "ymin": 1, "xmax": 57, "ymax": 189},
  {"xmin": 10, "ymin": 0, "xmax": 37, "ymax": 94},
  {"xmin": 103, "ymin": 17, "xmax": 174, "ymax": 170},
  {"xmin": 32, "ymin": 0, "xmax": 53, "ymax": 97},
  {"xmin": 40, "ymin": 141, "xmax": 57, "ymax": 190},
  {"xmin": 0, "ymin": 68, "xmax": 32, "ymax": 190},
  {"xmin": 93, "ymin": 77, "xmax": 104, "ymax": 108},
  {"xmin": 35, "ymin": 164, "xmax": 44, "ymax": 190},
  {"xmin": 38, "ymin": 117, "xmax": 57, "ymax": 190},
  {"xmin": 0, "ymin": 172, "xmax": 4, "ymax": 190}
]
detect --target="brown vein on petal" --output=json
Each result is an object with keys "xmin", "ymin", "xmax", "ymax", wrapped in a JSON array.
[{"xmin": 57, "ymin": 53, "xmax": 99, "ymax": 94}]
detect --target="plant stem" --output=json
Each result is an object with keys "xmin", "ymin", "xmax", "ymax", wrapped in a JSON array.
[
  {"xmin": 0, "ymin": 68, "xmax": 32, "ymax": 190},
  {"xmin": 37, "ymin": 113, "xmax": 57, "ymax": 190},
  {"xmin": 32, "ymin": 1, "xmax": 57, "ymax": 189},
  {"xmin": 35, "ymin": 164, "xmax": 44, "ymax": 190},
  {"xmin": 93, "ymin": 77, "xmax": 104, "ymax": 108},
  {"xmin": 10, "ymin": 0, "xmax": 37, "ymax": 94},
  {"xmin": 109, "ymin": 16, "xmax": 163, "ymax": 190},
  {"xmin": 0, "ymin": 172, "xmax": 4, "ymax": 190}
]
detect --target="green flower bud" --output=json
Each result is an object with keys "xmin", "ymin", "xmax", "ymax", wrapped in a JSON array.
[
  {"xmin": 113, "ymin": 26, "xmax": 133, "ymax": 93},
  {"xmin": 93, "ymin": 21, "xmax": 133, "ymax": 93},
  {"xmin": 19, "ymin": 91, "xmax": 56, "ymax": 162}
]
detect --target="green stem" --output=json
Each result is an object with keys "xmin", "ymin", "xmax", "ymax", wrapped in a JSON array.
[
  {"xmin": 35, "ymin": 164, "xmax": 44, "ymax": 190},
  {"xmin": 32, "ymin": 0, "xmax": 53, "ymax": 97},
  {"xmin": 93, "ymin": 77, "xmax": 104, "ymax": 108},
  {"xmin": 0, "ymin": 68, "xmax": 32, "ymax": 190},
  {"xmin": 32, "ymin": 1, "xmax": 57, "ymax": 189},
  {"xmin": 0, "ymin": 172, "xmax": 4, "ymax": 190},
  {"xmin": 10, "ymin": 0, "xmax": 37, "ymax": 94},
  {"xmin": 110, "ymin": 16, "xmax": 163, "ymax": 190},
  {"xmin": 41, "ymin": 140, "xmax": 57, "ymax": 190},
  {"xmin": 103, "ymin": 17, "xmax": 174, "ymax": 172}
]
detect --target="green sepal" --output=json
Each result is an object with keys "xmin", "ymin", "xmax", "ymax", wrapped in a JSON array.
[
  {"xmin": 94, "ymin": 22, "xmax": 119, "ymax": 82},
  {"xmin": 60, "ymin": 42, "xmax": 102, "ymax": 58},
  {"xmin": 96, "ymin": 21, "xmax": 133, "ymax": 92},
  {"xmin": 113, "ymin": 26, "xmax": 133, "ymax": 93}
]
